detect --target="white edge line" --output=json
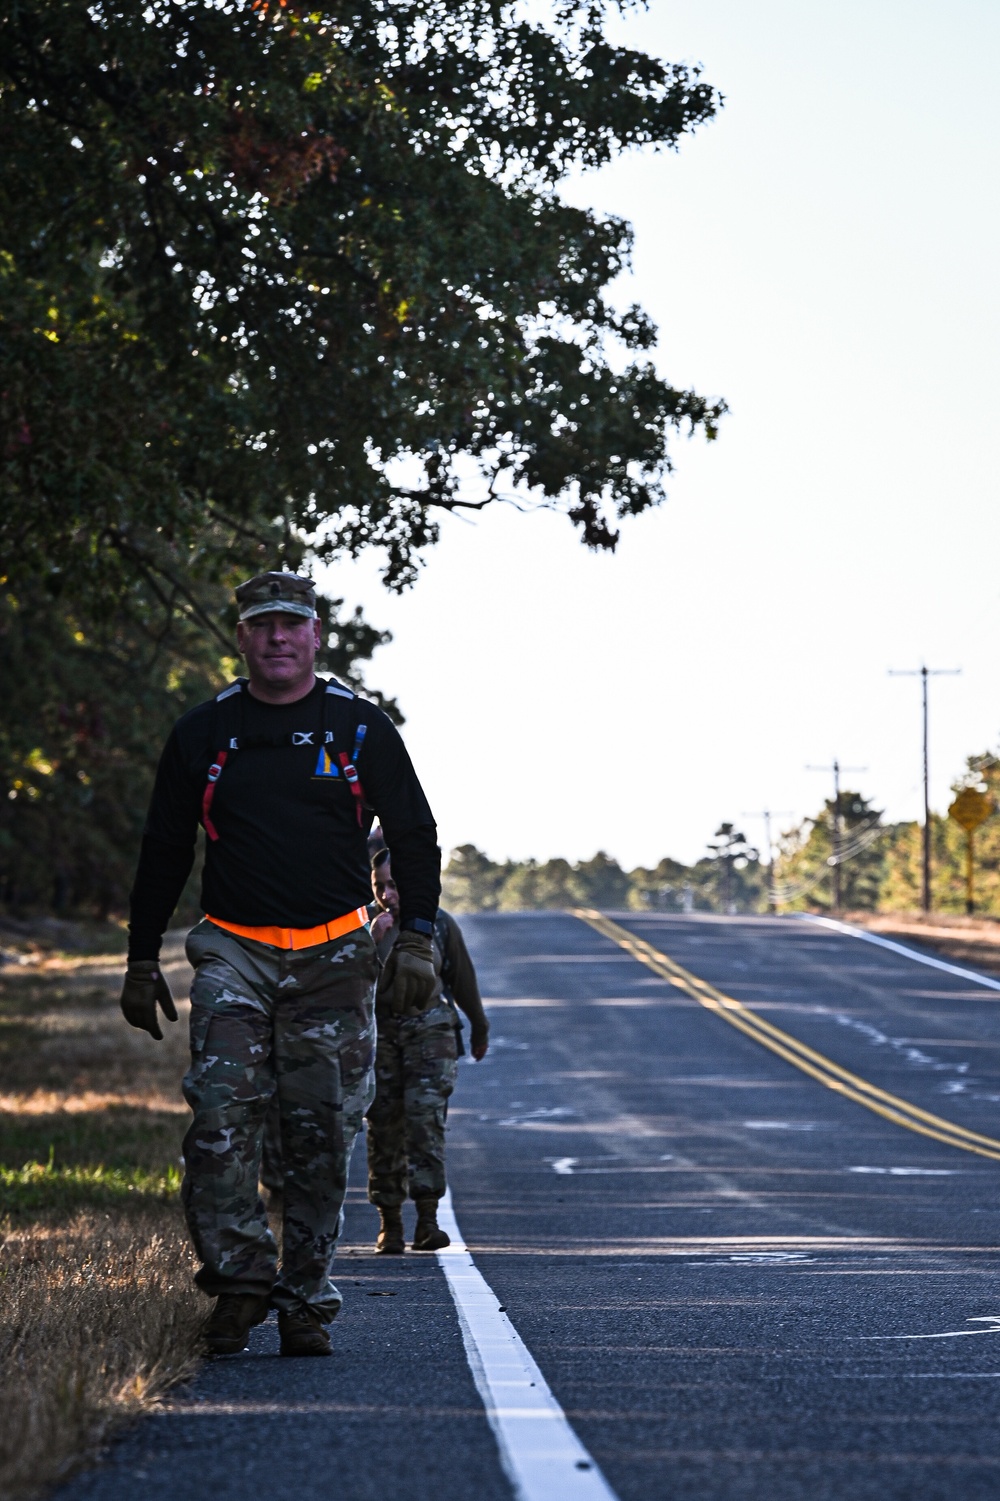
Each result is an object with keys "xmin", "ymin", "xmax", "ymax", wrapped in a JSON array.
[
  {"xmin": 795, "ymin": 913, "xmax": 1000, "ymax": 993},
  {"xmin": 435, "ymin": 1189, "xmax": 619, "ymax": 1501}
]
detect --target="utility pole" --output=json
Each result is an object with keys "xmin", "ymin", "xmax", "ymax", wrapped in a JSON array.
[
  {"xmin": 806, "ymin": 760, "xmax": 866, "ymax": 912},
  {"xmin": 742, "ymin": 810, "xmax": 793, "ymax": 913},
  {"xmin": 889, "ymin": 665, "xmax": 961, "ymax": 912}
]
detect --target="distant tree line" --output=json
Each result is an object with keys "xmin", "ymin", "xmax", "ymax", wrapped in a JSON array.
[
  {"xmin": 441, "ymin": 836, "xmax": 769, "ymax": 915},
  {"xmin": 442, "ymin": 753, "xmax": 1000, "ymax": 918}
]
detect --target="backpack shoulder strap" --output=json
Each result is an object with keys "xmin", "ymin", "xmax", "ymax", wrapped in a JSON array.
[
  {"xmin": 201, "ymin": 680, "xmax": 247, "ymax": 841},
  {"xmin": 215, "ymin": 678, "xmax": 247, "ymax": 749},
  {"xmin": 322, "ymin": 679, "xmax": 372, "ymax": 826},
  {"xmin": 433, "ymin": 909, "xmax": 456, "ymax": 993}
]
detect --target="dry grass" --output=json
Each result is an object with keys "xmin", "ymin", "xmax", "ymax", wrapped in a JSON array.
[
  {"xmin": 846, "ymin": 910, "xmax": 1000, "ymax": 977},
  {"xmin": 0, "ymin": 924, "xmax": 204, "ymax": 1498},
  {"xmin": 0, "ymin": 1208, "xmax": 203, "ymax": 1496}
]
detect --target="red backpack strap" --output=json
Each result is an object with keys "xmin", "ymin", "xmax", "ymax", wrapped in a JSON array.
[
  {"xmin": 336, "ymin": 750, "xmax": 364, "ymax": 826},
  {"xmin": 337, "ymin": 723, "xmax": 369, "ymax": 827},
  {"xmin": 202, "ymin": 751, "xmax": 228, "ymax": 842},
  {"xmin": 326, "ymin": 681, "xmax": 369, "ymax": 828},
  {"xmin": 201, "ymin": 680, "xmax": 245, "ymax": 842}
]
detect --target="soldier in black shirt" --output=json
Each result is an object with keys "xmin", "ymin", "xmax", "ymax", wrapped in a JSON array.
[{"xmin": 120, "ymin": 572, "xmax": 441, "ymax": 1358}]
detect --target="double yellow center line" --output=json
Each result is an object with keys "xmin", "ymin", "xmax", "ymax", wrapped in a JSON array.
[{"xmin": 572, "ymin": 909, "xmax": 1000, "ymax": 1163}]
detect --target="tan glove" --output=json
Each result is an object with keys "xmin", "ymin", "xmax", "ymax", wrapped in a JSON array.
[
  {"xmin": 120, "ymin": 961, "xmax": 178, "ymax": 1041},
  {"xmin": 381, "ymin": 930, "xmax": 437, "ymax": 1017}
]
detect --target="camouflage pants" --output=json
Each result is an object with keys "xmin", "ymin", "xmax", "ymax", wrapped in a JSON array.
[
  {"xmin": 182, "ymin": 919, "xmax": 376, "ymax": 1321},
  {"xmin": 365, "ymin": 1003, "xmax": 458, "ymax": 1207}
]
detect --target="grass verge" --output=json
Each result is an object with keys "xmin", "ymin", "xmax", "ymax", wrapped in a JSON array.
[
  {"xmin": 0, "ymin": 923, "xmax": 203, "ymax": 1497},
  {"xmin": 846, "ymin": 910, "xmax": 1000, "ymax": 977},
  {"xmin": 0, "ymin": 1205, "xmax": 203, "ymax": 1497}
]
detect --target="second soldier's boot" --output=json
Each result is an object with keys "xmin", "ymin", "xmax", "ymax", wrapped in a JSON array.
[
  {"xmin": 278, "ymin": 1303, "xmax": 332, "ymax": 1357},
  {"xmin": 411, "ymin": 1197, "xmax": 450, "ymax": 1251},
  {"xmin": 201, "ymin": 1291, "xmax": 270, "ymax": 1356},
  {"xmin": 375, "ymin": 1205, "xmax": 405, "ymax": 1254}
]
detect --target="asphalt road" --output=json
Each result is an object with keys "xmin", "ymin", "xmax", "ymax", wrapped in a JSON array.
[{"xmin": 62, "ymin": 912, "xmax": 1000, "ymax": 1501}]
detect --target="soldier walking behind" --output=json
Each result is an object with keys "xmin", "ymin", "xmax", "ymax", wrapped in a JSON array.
[
  {"xmin": 119, "ymin": 573, "xmax": 441, "ymax": 1357},
  {"xmin": 367, "ymin": 847, "xmax": 488, "ymax": 1254}
]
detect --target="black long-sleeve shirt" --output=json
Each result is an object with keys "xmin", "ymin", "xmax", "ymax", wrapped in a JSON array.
[{"xmin": 128, "ymin": 679, "xmax": 440, "ymax": 960}]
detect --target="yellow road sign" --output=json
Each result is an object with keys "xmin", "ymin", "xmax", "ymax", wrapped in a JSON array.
[{"xmin": 948, "ymin": 786, "xmax": 993, "ymax": 832}]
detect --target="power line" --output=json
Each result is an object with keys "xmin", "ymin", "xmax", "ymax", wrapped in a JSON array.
[
  {"xmin": 831, "ymin": 819, "xmax": 887, "ymax": 865},
  {"xmin": 769, "ymin": 821, "xmax": 888, "ymax": 907},
  {"xmin": 742, "ymin": 809, "xmax": 793, "ymax": 913},
  {"xmin": 889, "ymin": 664, "xmax": 961, "ymax": 912},
  {"xmin": 806, "ymin": 759, "xmax": 866, "ymax": 911}
]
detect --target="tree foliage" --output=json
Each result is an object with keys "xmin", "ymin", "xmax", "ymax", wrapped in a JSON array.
[
  {"xmin": 1, "ymin": 0, "xmax": 726, "ymax": 917},
  {"xmin": 442, "ymin": 845, "xmax": 633, "ymax": 912},
  {"xmin": 441, "ymin": 843, "xmax": 763, "ymax": 914},
  {"xmin": 1, "ymin": 0, "xmax": 724, "ymax": 614},
  {"xmin": 443, "ymin": 757, "xmax": 1000, "ymax": 920},
  {"xmin": 706, "ymin": 822, "xmax": 759, "ymax": 912},
  {"xmin": 774, "ymin": 792, "xmax": 885, "ymax": 912},
  {"xmin": 880, "ymin": 755, "xmax": 1000, "ymax": 916}
]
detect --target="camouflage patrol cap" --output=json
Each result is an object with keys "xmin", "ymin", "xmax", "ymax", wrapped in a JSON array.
[{"xmin": 235, "ymin": 572, "xmax": 318, "ymax": 621}]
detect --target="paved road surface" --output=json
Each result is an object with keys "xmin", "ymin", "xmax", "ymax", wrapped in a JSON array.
[{"xmin": 62, "ymin": 912, "xmax": 1000, "ymax": 1501}]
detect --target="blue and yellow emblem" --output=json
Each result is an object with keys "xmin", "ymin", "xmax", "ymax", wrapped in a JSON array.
[{"xmin": 314, "ymin": 747, "xmax": 340, "ymax": 778}]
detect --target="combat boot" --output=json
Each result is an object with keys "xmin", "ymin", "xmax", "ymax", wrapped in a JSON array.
[
  {"xmin": 375, "ymin": 1205, "xmax": 405, "ymax": 1254},
  {"xmin": 278, "ymin": 1303, "xmax": 332, "ymax": 1357},
  {"xmin": 202, "ymin": 1292, "xmax": 270, "ymax": 1355},
  {"xmin": 412, "ymin": 1197, "xmax": 450, "ymax": 1251}
]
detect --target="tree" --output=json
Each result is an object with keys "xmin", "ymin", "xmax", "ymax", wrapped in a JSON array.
[
  {"xmin": 774, "ymin": 793, "xmax": 884, "ymax": 912},
  {"xmin": 1, "ymin": 0, "xmax": 726, "ymax": 918},
  {"xmin": 569, "ymin": 850, "xmax": 630, "ymax": 908},
  {"xmin": 626, "ymin": 855, "xmax": 691, "ymax": 910},
  {"xmin": 444, "ymin": 846, "xmax": 638, "ymax": 911},
  {"xmin": 706, "ymin": 823, "xmax": 760, "ymax": 913},
  {"xmin": 879, "ymin": 754, "xmax": 1000, "ymax": 915},
  {"xmin": 441, "ymin": 844, "xmax": 512, "ymax": 912},
  {"xmin": 497, "ymin": 858, "xmax": 568, "ymax": 911},
  {"xmin": 1, "ymin": 0, "xmax": 724, "ymax": 622}
]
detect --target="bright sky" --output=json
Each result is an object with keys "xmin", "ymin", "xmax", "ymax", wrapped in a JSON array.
[{"xmin": 321, "ymin": 0, "xmax": 1000, "ymax": 870}]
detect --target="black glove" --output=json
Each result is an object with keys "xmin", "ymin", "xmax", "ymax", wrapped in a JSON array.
[
  {"xmin": 120, "ymin": 961, "xmax": 178, "ymax": 1041},
  {"xmin": 470, "ymin": 1025, "xmax": 489, "ymax": 1061},
  {"xmin": 381, "ymin": 930, "xmax": 437, "ymax": 1017}
]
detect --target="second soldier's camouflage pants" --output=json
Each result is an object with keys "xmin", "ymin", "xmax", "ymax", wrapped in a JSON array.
[
  {"xmin": 182, "ymin": 919, "xmax": 377, "ymax": 1321},
  {"xmin": 365, "ymin": 1002, "xmax": 458, "ymax": 1207}
]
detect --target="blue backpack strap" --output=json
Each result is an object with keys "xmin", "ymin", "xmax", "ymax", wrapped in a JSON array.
[{"xmin": 323, "ymin": 678, "xmax": 370, "ymax": 826}]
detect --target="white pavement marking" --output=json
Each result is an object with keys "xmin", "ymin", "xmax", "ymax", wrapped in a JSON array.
[
  {"xmin": 798, "ymin": 914, "xmax": 1000, "ymax": 992},
  {"xmin": 847, "ymin": 1166, "xmax": 958, "ymax": 1176},
  {"xmin": 852, "ymin": 1372, "xmax": 1000, "ymax": 1379},
  {"xmin": 862, "ymin": 1316, "xmax": 1000, "ymax": 1340},
  {"xmin": 436, "ymin": 1190, "xmax": 620, "ymax": 1501}
]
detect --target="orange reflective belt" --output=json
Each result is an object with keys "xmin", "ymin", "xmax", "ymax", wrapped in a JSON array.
[{"xmin": 205, "ymin": 906, "xmax": 369, "ymax": 951}]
